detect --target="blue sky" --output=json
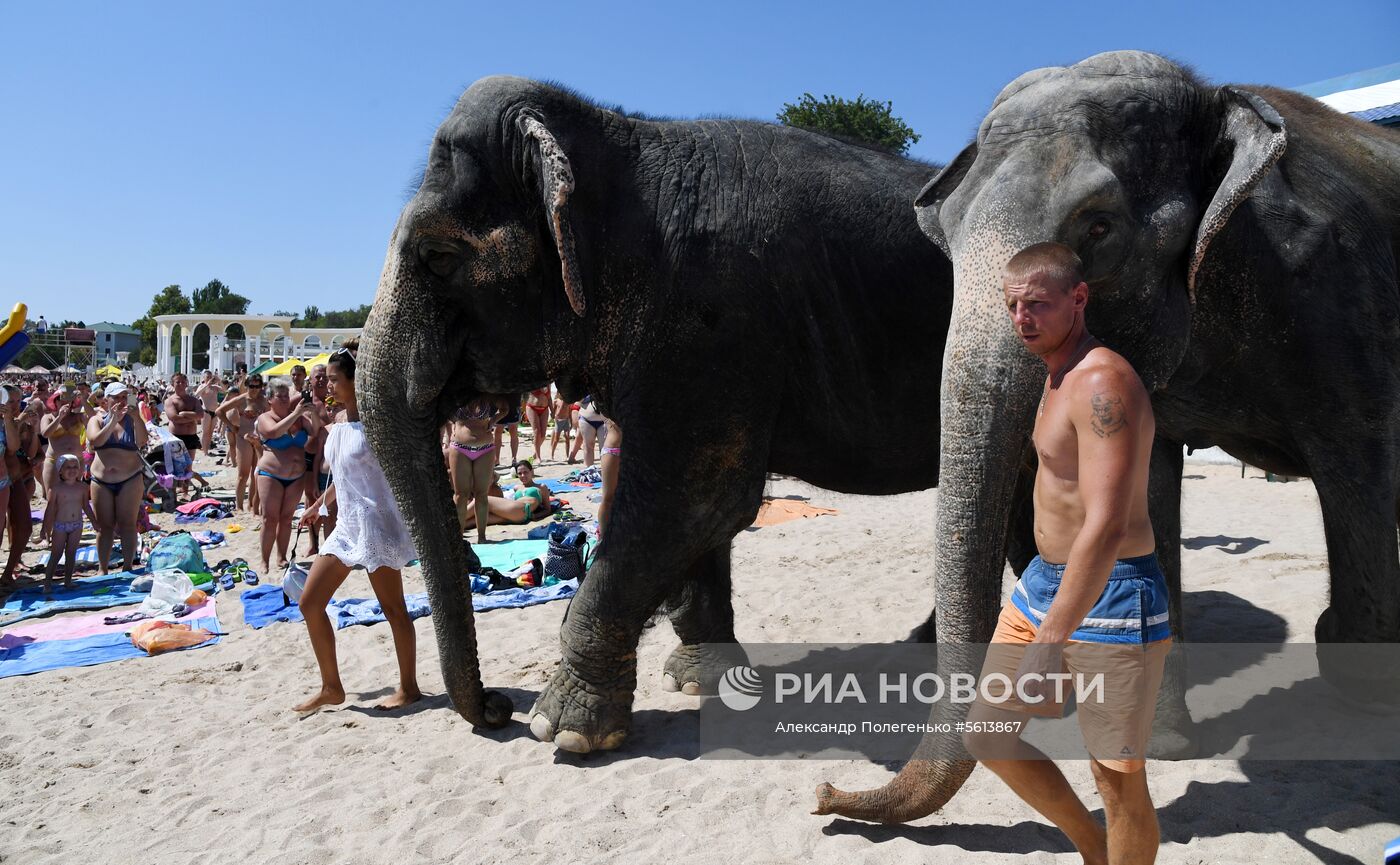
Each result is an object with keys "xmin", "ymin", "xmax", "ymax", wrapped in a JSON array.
[{"xmin": 2, "ymin": 1, "xmax": 1395, "ymax": 326}]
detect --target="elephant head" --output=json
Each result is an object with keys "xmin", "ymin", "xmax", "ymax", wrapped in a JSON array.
[
  {"xmin": 816, "ymin": 50, "xmax": 1286, "ymax": 821},
  {"xmin": 359, "ymin": 77, "xmax": 602, "ymax": 728}
]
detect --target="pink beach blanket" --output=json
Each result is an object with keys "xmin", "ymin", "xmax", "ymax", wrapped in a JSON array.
[{"xmin": 0, "ymin": 597, "xmax": 216, "ymax": 644}]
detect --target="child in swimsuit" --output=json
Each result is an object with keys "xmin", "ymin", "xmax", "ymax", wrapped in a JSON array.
[{"xmin": 42, "ymin": 454, "xmax": 97, "ymax": 593}]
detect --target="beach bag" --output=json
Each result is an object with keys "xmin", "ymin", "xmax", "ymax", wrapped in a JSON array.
[
  {"xmin": 281, "ymin": 526, "xmax": 309, "ymax": 604},
  {"xmin": 141, "ymin": 569, "xmax": 195, "ymax": 614},
  {"xmin": 147, "ymin": 532, "xmax": 206, "ymax": 574},
  {"xmin": 544, "ymin": 524, "xmax": 590, "ymax": 585},
  {"xmin": 129, "ymin": 620, "xmax": 216, "ymax": 655}
]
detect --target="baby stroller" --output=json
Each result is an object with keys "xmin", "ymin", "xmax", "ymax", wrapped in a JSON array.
[{"xmin": 142, "ymin": 424, "xmax": 209, "ymax": 512}]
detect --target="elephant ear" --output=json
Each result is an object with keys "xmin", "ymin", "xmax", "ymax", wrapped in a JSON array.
[
  {"xmin": 1189, "ymin": 87, "xmax": 1286, "ymax": 302},
  {"xmin": 914, "ymin": 142, "xmax": 977, "ymax": 257},
  {"xmin": 517, "ymin": 111, "xmax": 586, "ymax": 317}
]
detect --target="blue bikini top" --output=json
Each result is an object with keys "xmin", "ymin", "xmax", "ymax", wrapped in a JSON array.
[
  {"xmin": 263, "ymin": 428, "xmax": 309, "ymax": 450},
  {"xmin": 95, "ymin": 415, "xmax": 139, "ymax": 451}
]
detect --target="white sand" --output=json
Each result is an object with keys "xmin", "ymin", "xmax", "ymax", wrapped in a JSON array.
[{"xmin": 2, "ymin": 439, "xmax": 1396, "ymax": 864}]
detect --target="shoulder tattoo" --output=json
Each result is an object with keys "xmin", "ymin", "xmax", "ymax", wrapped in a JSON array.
[{"xmin": 1090, "ymin": 392, "xmax": 1128, "ymax": 439}]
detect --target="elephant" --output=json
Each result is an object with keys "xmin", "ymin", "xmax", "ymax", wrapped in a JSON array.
[
  {"xmin": 359, "ymin": 76, "xmax": 954, "ymax": 749},
  {"xmin": 816, "ymin": 50, "xmax": 1400, "ymax": 823}
]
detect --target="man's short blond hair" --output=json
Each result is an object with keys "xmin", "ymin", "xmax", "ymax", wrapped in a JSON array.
[{"xmin": 1004, "ymin": 242, "xmax": 1085, "ymax": 292}]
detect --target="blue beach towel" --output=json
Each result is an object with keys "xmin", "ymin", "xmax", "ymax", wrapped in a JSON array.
[
  {"xmin": 34, "ymin": 543, "xmax": 126, "ymax": 569},
  {"xmin": 473, "ymin": 538, "xmax": 549, "ymax": 571},
  {"xmin": 239, "ymin": 576, "xmax": 577, "ymax": 629},
  {"xmin": 0, "ymin": 614, "xmax": 221, "ymax": 679},
  {"xmin": 0, "ymin": 574, "xmax": 149, "ymax": 625}
]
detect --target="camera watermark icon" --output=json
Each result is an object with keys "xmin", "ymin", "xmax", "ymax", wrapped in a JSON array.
[{"xmin": 718, "ymin": 666, "xmax": 764, "ymax": 711}]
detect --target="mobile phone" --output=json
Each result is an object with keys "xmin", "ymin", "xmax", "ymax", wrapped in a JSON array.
[
  {"xmin": 300, "ymin": 390, "xmax": 313, "ymax": 405},
  {"xmin": 127, "ymin": 393, "xmax": 138, "ymax": 408}
]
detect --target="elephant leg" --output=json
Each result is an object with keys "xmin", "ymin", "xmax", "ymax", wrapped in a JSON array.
[
  {"xmin": 530, "ymin": 429, "xmax": 768, "ymax": 753},
  {"xmin": 1309, "ymin": 456, "xmax": 1400, "ymax": 706},
  {"xmin": 1146, "ymin": 436, "xmax": 1197, "ymax": 758},
  {"xmin": 661, "ymin": 543, "xmax": 751, "ymax": 695}
]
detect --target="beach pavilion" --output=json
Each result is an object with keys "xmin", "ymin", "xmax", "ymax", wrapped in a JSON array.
[{"xmin": 153, "ymin": 313, "xmax": 360, "ymax": 378}]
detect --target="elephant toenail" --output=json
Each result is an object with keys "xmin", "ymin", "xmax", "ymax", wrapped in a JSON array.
[
  {"xmin": 530, "ymin": 714, "xmax": 556, "ymax": 743},
  {"xmin": 662, "ymin": 673, "xmax": 680, "ymax": 692},
  {"xmin": 554, "ymin": 730, "xmax": 592, "ymax": 753},
  {"xmin": 681, "ymin": 681, "xmax": 703, "ymax": 696}
]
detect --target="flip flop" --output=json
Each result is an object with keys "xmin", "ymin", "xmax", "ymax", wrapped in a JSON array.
[{"xmin": 241, "ymin": 567, "xmax": 259, "ymax": 587}]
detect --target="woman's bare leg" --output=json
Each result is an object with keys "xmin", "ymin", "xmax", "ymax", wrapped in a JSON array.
[
  {"xmin": 4, "ymin": 478, "xmax": 34, "ymax": 581},
  {"xmin": 367, "ymin": 566, "xmax": 421, "ymax": 709},
  {"xmin": 90, "ymin": 483, "xmax": 115, "ymax": 576},
  {"xmin": 294, "ymin": 553, "xmax": 351, "ymax": 712},
  {"xmin": 114, "ymin": 476, "xmax": 142, "ymax": 573},
  {"xmin": 470, "ymin": 454, "xmax": 493, "ymax": 544},
  {"xmin": 599, "ymin": 424, "xmax": 622, "ymax": 536},
  {"xmin": 276, "ymin": 476, "xmax": 301, "ymax": 568},
  {"xmin": 449, "ymin": 447, "xmax": 472, "ymax": 531},
  {"xmin": 235, "ymin": 438, "xmax": 254, "ymax": 511},
  {"xmin": 256, "ymin": 474, "xmax": 281, "ymax": 573},
  {"xmin": 532, "ymin": 413, "xmax": 547, "ymax": 463}
]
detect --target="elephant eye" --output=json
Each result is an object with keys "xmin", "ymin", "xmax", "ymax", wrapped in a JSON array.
[{"xmin": 1087, "ymin": 220, "xmax": 1111, "ymax": 239}]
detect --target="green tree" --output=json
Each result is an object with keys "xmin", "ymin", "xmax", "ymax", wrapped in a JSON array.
[
  {"xmin": 189, "ymin": 279, "xmax": 251, "ymax": 370},
  {"xmin": 777, "ymin": 93, "xmax": 920, "ymax": 155},
  {"xmin": 132, "ymin": 284, "xmax": 191, "ymax": 368}
]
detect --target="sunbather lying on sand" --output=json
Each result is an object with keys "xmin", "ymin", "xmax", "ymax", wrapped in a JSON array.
[{"xmin": 460, "ymin": 460, "xmax": 552, "ymax": 529}]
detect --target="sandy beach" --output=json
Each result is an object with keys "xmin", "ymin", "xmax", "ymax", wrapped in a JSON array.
[{"xmin": 2, "ymin": 436, "xmax": 1397, "ymax": 865}]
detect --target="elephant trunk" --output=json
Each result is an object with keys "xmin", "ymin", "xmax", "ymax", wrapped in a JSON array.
[
  {"xmin": 359, "ymin": 232, "xmax": 512, "ymax": 729},
  {"xmin": 816, "ymin": 235, "xmax": 1043, "ymax": 822}
]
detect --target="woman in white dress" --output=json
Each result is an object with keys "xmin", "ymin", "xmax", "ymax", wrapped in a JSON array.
[{"xmin": 294, "ymin": 340, "xmax": 421, "ymax": 712}]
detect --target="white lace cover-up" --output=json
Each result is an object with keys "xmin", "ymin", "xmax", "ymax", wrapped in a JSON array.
[{"xmin": 319, "ymin": 421, "xmax": 418, "ymax": 571}]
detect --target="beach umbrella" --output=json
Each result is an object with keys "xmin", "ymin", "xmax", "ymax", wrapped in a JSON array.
[
  {"xmin": 26, "ymin": 365, "xmax": 50, "ymax": 374},
  {"xmin": 2, "ymin": 364, "xmax": 25, "ymax": 374},
  {"xmin": 262, "ymin": 353, "xmax": 331, "ymax": 376},
  {"xmin": 95, "ymin": 364, "xmax": 124, "ymax": 377}
]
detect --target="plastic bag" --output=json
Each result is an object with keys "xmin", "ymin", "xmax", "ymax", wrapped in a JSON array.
[
  {"xmin": 281, "ymin": 560, "xmax": 309, "ymax": 605},
  {"xmin": 129, "ymin": 620, "xmax": 215, "ymax": 655},
  {"xmin": 147, "ymin": 532, "xmax": 206, "ymax": 574},
  {"xmin": 141, "ymin": 569, "xmax": 195, "ymax": 614}
]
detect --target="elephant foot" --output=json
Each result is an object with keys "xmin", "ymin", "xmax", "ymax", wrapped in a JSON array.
[
  {"xmin": 661, "ymin": 642, "xmax": 751, "ymax": 696},
  {"xmin": 1315, "ymin": 607, "xmax": 1400, "ymax": 709},
  {"xmin": 1146, "ymin": 723, "xmax": 1198, "ymax": 760},
  {"xmin": 529, "ymin": 655, "xmax": 635, "ymax": 754}
]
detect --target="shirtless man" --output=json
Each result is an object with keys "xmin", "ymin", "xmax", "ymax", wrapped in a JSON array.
[
  {"xmin": 194, "ymin": 370, "xmax": 220, "ymax": 454},
  {"xmin": 962, "ymin": 243, "xmax": 1169, "ymax": 865},
  {"xmin": 164, "ymin": 373, "xmax": 204, "ymax": 457}
]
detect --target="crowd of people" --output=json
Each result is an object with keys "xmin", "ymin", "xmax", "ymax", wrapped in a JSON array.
[{"xmin": 0, "ymin": 358, "xmax": 619, "ymax": 589}]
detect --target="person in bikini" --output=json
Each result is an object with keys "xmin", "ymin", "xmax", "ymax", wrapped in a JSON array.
[
  {"xmin": 41, "ymin": 454, "xmax": 97, "ymax": 593},
  {"xmin": 255, "ymin": 376, "xmax": 320, "ymax": 573},
  {"xmin": 961, "ymin": 243, "xmax": 1169, "ymax": 865},
  {"xmin": 302, "ymin": 363, "xmax": 336, "ymax": 554},
  {"xmin": 449, "ymin": 396, "xmax": 508, "ymax": 543},
  {"xmin": 1, "ymin": 388, "xmax": 42, "ymax": 582},
  {"xmin": 195, "ymin": 370, "xmax": 220, "ymax": 454},
  {"xmin": 492, "ymin": 394, "xmax": 522, "ymax": 466},
  {"xmin": 549, "ymin": 392, "xmax": 574, "ymax": 462},
  {"xmin": 87, "ymin": 382, "xmax": 148, "ymax": 575},
  {"xmin": 40, "ymin": 385, "xmax": 89, "ymax": 516},
  {"xmin": 524, "ymin": 386, "xmax": 552, "ymax": 463},
  {"xmin": 571, "ymin": 394, "xmax": 606, "ymax": 466},
  {"xmin": 217, "ymin": 374, "xmax": 269, "ymax": 512},
  {"xmin": 460, "ymin": 459, "xmax": 552, "ymax": 531}
]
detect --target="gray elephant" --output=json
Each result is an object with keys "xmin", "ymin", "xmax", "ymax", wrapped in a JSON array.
[
  {"xmin": 817, "ymin": 50, "xmax": 1400, "ymax": 822},
  {"xmin": 359, "ymin": 76, "xmax": 954, "ymax": 749}
]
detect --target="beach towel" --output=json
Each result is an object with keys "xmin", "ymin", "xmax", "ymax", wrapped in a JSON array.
[
  {"xmin": 474, "ymin": 538, "xmax": 550, "ymax": 571},
  {"xmin": 0, "ymin": 603, "xmax": 220, "ymax": 678},
  {"xmin": 1, "ymin": 597, "xmax": 216, "ymax": 643},
  {"xmin": 0, "ymin": 573, "xmax": 149, "ymax": 625},
  {"xmin": 751, "ymin": 498, "xmax": 839, "ymax": 528},
  {"xmin": 34, "ymin": 543, "xmax": 126, "ymax": 570},
  {"xmin": 238, "ymin": 575, "xmax": 576, "ymax": 629}
]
